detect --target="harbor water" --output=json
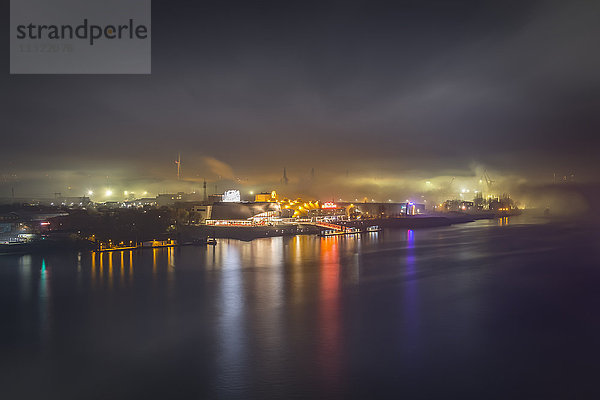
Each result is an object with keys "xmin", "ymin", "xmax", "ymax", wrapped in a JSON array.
[{"xmin": 1, "ymin": 215, "xmax": 600, "ymax": 399}]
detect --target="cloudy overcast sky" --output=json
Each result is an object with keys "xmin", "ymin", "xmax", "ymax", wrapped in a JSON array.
[{"xmin": 2, "ymin": 0, "xmax": 599, "ymax": 200}]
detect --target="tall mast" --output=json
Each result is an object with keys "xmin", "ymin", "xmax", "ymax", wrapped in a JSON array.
[{"xmin": 175, "ymin": 153, "xmax": 181, "ymax": 180}]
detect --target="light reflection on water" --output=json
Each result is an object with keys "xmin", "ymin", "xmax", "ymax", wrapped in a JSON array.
[
  {"xmin": 216, "ymin": 241, "xmax": 246, "ymax": 396},
  {"xmin": 3, "ymin": 216, "xmax": 600, "ymax": 398},
  {"xmin": 404, "ymin": 230, "xmax": 419, "ymax": 355},
  {"xmin": 318, "ymin": 237, "xmax": 342, "ymax": 395},
  {"xmin": 39, "ymin": 258, "xmax": 51, "ymax": 344},
  {"xmin": 497, "ymin": 216, "xmax": 510, "ymax": 226},
  {"xmin": 19, "ymin": 254, "xmax": 32, "ymax": 301}
]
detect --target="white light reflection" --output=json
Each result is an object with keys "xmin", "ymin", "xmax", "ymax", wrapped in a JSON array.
[
  {"xmin": 19, "ymin": 254, "xmax": 33, "ymax": 301},
  {"xmin": 77, "ymin": 252, "xmax": 83, "ymax": 289},
  {"xmin": 216, "ymin": 242, "xmax": 248, "ymax": 395},
  {"xmin": 250, "ymin": 237, "xmax": 286, "ymax": 384}
]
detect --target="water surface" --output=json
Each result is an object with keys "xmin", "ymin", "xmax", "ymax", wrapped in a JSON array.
[{"xmin": 1, "ymin": 215, "xmax": 600, "ymax": 399}]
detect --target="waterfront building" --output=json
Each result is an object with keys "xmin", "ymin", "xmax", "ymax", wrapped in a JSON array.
[{"xmin": 255, "ymin": 191, "xmax": 278, "ymax": 202}]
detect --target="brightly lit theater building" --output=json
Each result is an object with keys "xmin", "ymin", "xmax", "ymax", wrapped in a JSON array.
[{"xmin": 203, "ymin": 189, "xmax": 425, "ymax": 226}]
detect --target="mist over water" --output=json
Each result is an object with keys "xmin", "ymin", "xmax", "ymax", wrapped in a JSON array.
[{"xmin": 1, "ymin": 214, "xmax": 600, "ymax": 399}]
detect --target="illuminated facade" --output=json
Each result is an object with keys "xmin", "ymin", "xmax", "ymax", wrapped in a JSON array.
[
  {"xmin": 278, "ymin": 198, "xmax": 320, "ymax": 218},
  {"xmin": 223, "ymin": 190, "xmax": 241, "ymax": 203},
  {"xmin": 308, "ymin": 207, "xmax": 346, "ymax": 221},
  {"xmin": 338, "ymin": 202, "xmax": 424, "ymax": 218},
  {"xmin": 0, "ymin": 213, "xmax": 20, "ymax": 239},
  {"xmin": 210, "ymin": 202, "xmax": 280, "ymax": 220},
  {"xmin": 255, "ymin": 191, "xmax": 278, "ymax": 202}
]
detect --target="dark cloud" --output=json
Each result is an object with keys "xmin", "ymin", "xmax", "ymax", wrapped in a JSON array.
[{"xmin": 1, "ymin": 0, "xmax": 599, "ymax": 199}]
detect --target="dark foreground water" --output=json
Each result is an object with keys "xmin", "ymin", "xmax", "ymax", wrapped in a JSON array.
[{"xmin": 2, "ymin": 215, "xmax": 600, "ymax": 399}]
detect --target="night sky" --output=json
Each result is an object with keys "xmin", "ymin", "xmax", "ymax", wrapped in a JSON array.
[{"xmin": 2, "ymin": 0, "xmax": 600, "ymax": 204}]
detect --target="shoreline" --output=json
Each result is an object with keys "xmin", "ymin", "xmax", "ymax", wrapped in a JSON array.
[{"xmin": 1, "ymin": 213, "xmax": 509, "ymax": 255}]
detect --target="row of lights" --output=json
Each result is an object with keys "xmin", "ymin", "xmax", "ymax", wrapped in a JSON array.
[{"xmin": 86, "ymin": 190, "xmax": 148, "ymax": 198}]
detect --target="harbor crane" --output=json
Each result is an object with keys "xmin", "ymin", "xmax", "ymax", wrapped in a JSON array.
[{"xmin": 482, "ymin": 170, "xmax": 495, "ymax": 196}]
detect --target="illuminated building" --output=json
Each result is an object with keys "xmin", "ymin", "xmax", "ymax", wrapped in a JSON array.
[
  {"xmin": 223, "ymin": 190, "xmax": 241, "ymax": 203},
  {"xmin": 460, "ymin": 201, "xmax": 475, "ymax": 211},
  {"xmin": 209, "ymin": 202, "xmax": 280, "ymax": 221},
  {"xmin": 488, "ymin": 197, "xmax": 515, "ymax": 212},
  {"xmin": 0, "ymin": 213, "xmax": 20, "ymax": 242},
  {"xmin": 0, "ymin": 196, "xmax": 91, "ymax": 208},
  {"xmin": 123, "ymin": 198, "xmax": 158, "ymax": 208},
  {"xmin": 402, "ymin": 202, "xmax": 425, "ymax": 215},
  {"xmin": 278, "ymin": 198, "xmax": 320, "ymax": 218},
  {"xmin": 308, "ymin": 207, "xmax": 346, "ymax": 221},
  {"xmin": 156, "ymin": 193, "xmax": 184, "ymax": 207},
  {"xmin": 336, "ymin": 202, "xmax": 424, "ymax": 218},
  {"xmin": 0, "ymin": 211, "xmax": 67, "ymax": 244},
  {"xmin": 208, "ymin": 194, "xmax": 223, "ymax": 204},
  {"xmin": 255, "ymin": 191, "xmax": 278, "ymax": 202}
]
